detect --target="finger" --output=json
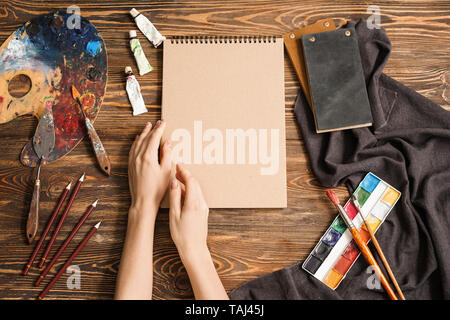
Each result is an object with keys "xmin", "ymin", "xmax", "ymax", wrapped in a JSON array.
[
  {"xmin": 128, "ymin": 134, "xmax": 139, "ymax": 160},
  {"xmin": 179, "ymin": 181, "xmax": 186, "ymax": 197},
  {"xmin": 160, "ymin": 140, "xmax": 172, "ymax": 170},
  {"xmin": 169, "ymin": 177, "xmax": 181, "ymax": 220},
  {"xmin": 135, "ymin": 122, "xmax": 152, "ymax": 157},
  {"xmin": 144, "ymin": 120, "xmax": 167, "ymax": 162},
  {"xmin": 175, "ymin": 164, "xmax": 203, "ymax": 205},
  {"xmin": 175, "ymin": 163, "xmax": 193, "ymax": 185},
  {"xmin": 175, "ymin": 164, "xmax": 201, "ymax": 194}
]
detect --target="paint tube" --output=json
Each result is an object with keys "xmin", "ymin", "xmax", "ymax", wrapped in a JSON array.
[
  {"xmin": 125, "ymin": 66, "xmax": 148, "ymax": 116},
  {"xmin": 129, "ymin": 30, "xmax": 153, "ymax": 76},
  {"xmin": 130, "ymin": 8, "xmax": 166, "ymax": 48}
]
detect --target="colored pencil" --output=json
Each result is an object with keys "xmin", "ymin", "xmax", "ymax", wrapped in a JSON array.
[
  {"xmin": 37, "ymin": 221, "xmax": 101, "ymax": 300},
  {"xmin": 35, "ymin": 200, "xmax": 98, "ymax": 286},
  {"xmin": 39, "ymin": 172, "xmax": 85, "ymax": 268},
  {"xmin": 326, "ymin": 189, "xmax": 398, "ymax": 300},
  {"xmin": 23, "ymin": 181, "xmax": 72, "ymax": 276},
  {"xmin": 352, "ymin": 195, "xmax": 406, "ymax": 300}
]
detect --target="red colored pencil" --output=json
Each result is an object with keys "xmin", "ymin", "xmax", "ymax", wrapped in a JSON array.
[
  {"xmin": 39, "ymin": 173, "xmax": 85, "ymax": 268},
  {"xmin": 35, "ymin": 200, "xmax": 98, "ymax": 286},
  {"xmin": 37, "ymin": 221, "xmax": 101, "ymax": 300},
  {"xmin": 325, "ymin": 189, "xmax": 398, "ymax": 300},
  {"xmin": 23, "ymin": 181, "xmax": 72, "ymax": 276}
]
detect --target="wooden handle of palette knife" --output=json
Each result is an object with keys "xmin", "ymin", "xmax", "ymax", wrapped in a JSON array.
[
  {"xmin": 26, "ymin": 179, "xmax": 40, "ymax": 244},
  {"xmin": 85, "ymin": 118, "xmax": 111, "ymax": 176}
]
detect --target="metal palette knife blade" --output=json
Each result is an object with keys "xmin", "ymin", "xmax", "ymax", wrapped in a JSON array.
[
  {"xmin": 33, "ymin": 100, "xmax": 55, "ymax": 161},
  {"xmin": 26, "ymin": 100, "xmax": 55, "ymax": 244}
]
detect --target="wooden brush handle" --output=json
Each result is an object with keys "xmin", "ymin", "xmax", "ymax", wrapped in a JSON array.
[
  {"xmin": 350, "ymin": 228, "xmax": 398, "ymax": 300},
  {"xmin": 85, "ymin": 118, "xmax": 111, "ymax": 176},
  {"xmin": 365, "ymin": 224, "xmax": 406, "ymax": 300},
  {"xmin": 26, "ymin": 179, "xmax": 40, "ymax": 244}
]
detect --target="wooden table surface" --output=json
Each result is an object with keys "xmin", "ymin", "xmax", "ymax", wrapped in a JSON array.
[{"xmin": 0, "ymin": 0, "xmax": 448, "ymax": 300}]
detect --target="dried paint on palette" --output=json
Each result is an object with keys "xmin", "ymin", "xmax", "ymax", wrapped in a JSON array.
[
  {"xmin": 302, "ymin": 173, "xmax": 401, "ymax": 290},
  {"xmin": 0, "ymin": 11, "xmax": 107, "ymax": 166}
]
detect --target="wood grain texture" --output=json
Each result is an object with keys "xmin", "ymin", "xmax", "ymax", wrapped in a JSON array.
[
  {"xmin": 25, "ymin": 178, "xmax": 39, "ymax": 244},
  {"xmin": 0, "ymin": 0, "xmax": 449, "ymax": 300}
]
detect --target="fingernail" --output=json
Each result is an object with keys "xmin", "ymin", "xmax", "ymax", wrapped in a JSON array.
[
  {"xmin": 156, "ymin": 120, "xmax": 161, "ymax": 126},
  {"xmin": 171, "ymin": 179, "xmax": 178, "ymax": 189},
  {"xmin": 145, "ymin": 122, "xmax": 151, "ymax": 128}
]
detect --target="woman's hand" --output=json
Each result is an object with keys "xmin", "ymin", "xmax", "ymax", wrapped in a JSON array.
[
  {"xmin": 128, "ymin": 120, "xmax": 172, "ymax": 216},
  {"xmin": 169, "ymin": 163, "xmax": 209, "ymax": 261},
  {"xmin": 168, "ymin": 164, "xmax": 228, "ymax": 300},
  {"xmin": 116, "ymin": 120, "xmax": 172, "ymax": 300}
]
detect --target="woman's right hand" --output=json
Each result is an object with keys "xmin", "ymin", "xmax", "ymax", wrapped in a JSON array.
[
  {"xmin": 168, "ymin": 163, "xmax": 229, "ymax": 300},
  {"xmin": 169, "ymin": 163, "xmax": 210, "ymax": 262}
]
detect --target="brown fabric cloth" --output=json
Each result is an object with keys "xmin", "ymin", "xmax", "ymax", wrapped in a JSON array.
[{"xmin": 229, "ymin": 20, "xmax": 450, "ymax": 300}]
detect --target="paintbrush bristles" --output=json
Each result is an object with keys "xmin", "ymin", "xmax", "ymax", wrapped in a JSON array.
[
  {"xmin": 326, "ymin": 189, "xmax": 340, "ymax": 207},
  {"xmin": 71, "ymin": 85, "xmax": 81, "ymax": 100}
]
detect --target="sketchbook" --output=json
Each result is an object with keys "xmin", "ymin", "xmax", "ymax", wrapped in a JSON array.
[{"xmin": 161, "ymin": 36, "xmax": 287, "ymax": 208}]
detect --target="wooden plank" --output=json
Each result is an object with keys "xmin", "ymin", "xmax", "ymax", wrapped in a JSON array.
[{"xmin": 0, "ymin": 0, "xmax": 448, "ymax": 299}]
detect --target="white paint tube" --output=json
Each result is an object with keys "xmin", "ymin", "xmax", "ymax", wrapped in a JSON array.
[
  {"xmin": 130, "ymin": 8, "xmax": 166, "ymax": 48},
  {"xmin": 125, "ymin": 66, "xmax": 148, "ymax": 116},
  {"xmin": 129, "ymin": 30, "xmax": 153, "ymax": 76}
]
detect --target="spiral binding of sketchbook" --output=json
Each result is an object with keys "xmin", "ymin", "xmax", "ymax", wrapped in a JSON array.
[
  {"xmin": 169, "ymin": 35, "xmax": 278, "ymax": 44},
  {"xmin": 161, "ymin": 34, "xmax": 286, "ymax": 208}
]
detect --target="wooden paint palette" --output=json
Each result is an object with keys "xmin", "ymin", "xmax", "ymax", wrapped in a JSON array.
[{"xmin": 0, "ymin": 11, "xmax": 107, "ymax": 166}]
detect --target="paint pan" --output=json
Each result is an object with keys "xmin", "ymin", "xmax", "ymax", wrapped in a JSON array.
[{"xmin": 302, "ymin": 172, "xmax": 401, "ymax": 290}]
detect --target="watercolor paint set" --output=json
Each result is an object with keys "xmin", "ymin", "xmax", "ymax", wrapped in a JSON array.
[{"xmin": 302, "ymin": 172, "xmax": 401, "ymax": 290}]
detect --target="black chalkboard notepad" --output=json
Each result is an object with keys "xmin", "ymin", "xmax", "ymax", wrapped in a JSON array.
[{"xmin": 302, "ymin": 27, "xmax": 373, "ymax": 133}]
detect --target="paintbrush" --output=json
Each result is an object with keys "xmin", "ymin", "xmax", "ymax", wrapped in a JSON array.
[
  {"xmin": 326, "ymin": 189, "xmax": 398, "ymax": 300},
  {"xmin": 71, "ymin": 85, "xmax": 111, "ymax": 176},
  {"xmin": 352, "ymin": 195, "xmax": 406, "ymax": 300}
]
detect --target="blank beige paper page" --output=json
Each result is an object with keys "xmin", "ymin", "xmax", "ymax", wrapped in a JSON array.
[{"xmin": 162, "ymin": 37, "xmax": 286, "ymax": 208}]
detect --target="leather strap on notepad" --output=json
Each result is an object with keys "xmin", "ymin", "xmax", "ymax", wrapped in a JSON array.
[{"xmin": 283, "ymin": 19, "xmax": 337, "ymax": 108}]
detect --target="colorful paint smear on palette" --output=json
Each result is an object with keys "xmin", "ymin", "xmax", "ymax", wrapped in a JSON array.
[
  {"xmin": 0, "ymin": 12, "xmax": 107, "ymax": 167},
  {"xmin": 302, "ymin": 172, "xmax": 401, "ymax": 290}
]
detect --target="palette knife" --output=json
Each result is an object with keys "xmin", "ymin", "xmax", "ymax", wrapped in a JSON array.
[
  {"xmin": 71, "ymin": 85, "xmax": 111, "ymax": 176},
  {"xmin": 26, "ymin": 100, "xmax": 55, "ymax": 244}
]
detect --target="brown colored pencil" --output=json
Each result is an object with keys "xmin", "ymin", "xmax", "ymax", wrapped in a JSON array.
[
  {"xmin": 37, "ymin": 221, "xmax": 101, "ymax": 300},
  {"xmin": 352, "ymin": 195, "xmax": 406, "ymax": 300},
  {"xmin": 35, "ymin": 200, "xmax": 98, "ymax": 286},
  {"xmin": 23, "ymin": 181, "xmax": 72, "ymax": 276},
  {"xmin": 39, "ymin": 173, "xmax": 85, "ymax": 268}
]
